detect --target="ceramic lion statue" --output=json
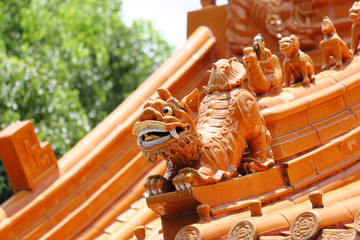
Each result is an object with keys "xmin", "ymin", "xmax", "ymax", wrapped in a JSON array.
[
  {"xmin": 349, "ymin": 1, "xmax": 360, "ymax": 54},
  {"xmin": 279, "ymin": 35, "xmax": 315, "ymax": 86},
  {"xmin": 133, "ymin": 58, "xmax": 274, "ymax": 196},
  {"xmin": 320, "ymin": 16, "xmax": 353, "ymax": 70}
]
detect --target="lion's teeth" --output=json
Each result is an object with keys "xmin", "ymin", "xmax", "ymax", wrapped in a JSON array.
[
  {"xmin": 170, "ymin": 129, "xmax": 179, "ymax": 139},
  {"xmin": 145, "ymin": 135, "xmax": 161, "ymax": 141},
  {"xmin": 137, "ymin": 126, "xmax": 166, "ymax": 137},
  {"xmin": 140, "ymin": 134, "xmax": 171, "ymax": 147}
]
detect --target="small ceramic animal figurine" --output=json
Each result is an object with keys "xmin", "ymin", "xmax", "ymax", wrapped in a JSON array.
[
  {"xmin": 133, "ymin": 58, "xmax": 274, "ymax": 196},
  {"xmin": 243, "ymin": 34, "xmax": 283, "ymax": 96},
  {"xmin": 279, "ymin": 35, "xmax": 315, "ymax": 86},
  {"xmin": 320, "ymin": 16, "xmax": 353, "ymax": 70},
  {"xmin": 349, "ymin": 1, "xmax": 360, "ymax": 54}
]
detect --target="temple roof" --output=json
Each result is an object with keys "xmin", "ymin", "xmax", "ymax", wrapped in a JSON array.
[{"xmin": 1, "ymin": 1, "xmax": 360, "ymax": 240}]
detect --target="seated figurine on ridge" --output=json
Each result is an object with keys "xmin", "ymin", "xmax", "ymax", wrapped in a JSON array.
[
  {"xmin": 320, "ymin": 16, "xmax": 353, "ymax": 70},
  {"xmin": 243, "ymin": 34, "xmax": 283, "ymax": 96},
  {"xmin": 349, "ymin": 1, "xmax": 360, "ymax": 54},
  {"xmin": 279, "ymin": 35, "xmax": 315, "ymax": 86},
  {"xmin": 133, "ymin": 58, "xmax": 274, "ymax": 196}
]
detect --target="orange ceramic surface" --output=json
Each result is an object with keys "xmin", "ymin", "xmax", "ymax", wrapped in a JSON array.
[
  {"xmin": 1, "ymin": 1, "xmax": 360, "ymax": 240},
  {"xmin": 0, "ymin": 120, "xmax": 58, "ymax": 192},
  {"xmin": 290, "ymin": 195, "xmax": 360, "ymax": 239}
]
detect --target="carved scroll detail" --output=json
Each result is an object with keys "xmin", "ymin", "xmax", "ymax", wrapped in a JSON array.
[
  {"xmin": 175, "ymin": 226, "xmax": 201, "ymax": 240},
  {"xmin": 291, "ymin": 211, "xmax": 320, "ymax": 240},
  {"xmin": 318, "ymin": 229, "xmax": 355, "ymax": 240},
  {"xmin": 229, "ymin": 220, "xmax": 256, "ymax": 240}
]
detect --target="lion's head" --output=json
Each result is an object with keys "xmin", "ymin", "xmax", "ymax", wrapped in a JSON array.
[
  {"xmin": 279, "ymin": 34, "xmax": 300, "ymax": 58},
  {"xmin": 322, "ymin": 16, "xmax": 336, "ymax": 36},
  {"xmin": 349, "ymin": 1, "xmax": 360, "ymax": 24},
  {"xmin": 133, "ymin": 88, "xmax": 200, "ymax": 164}
]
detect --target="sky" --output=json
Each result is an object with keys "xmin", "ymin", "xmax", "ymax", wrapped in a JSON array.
[{"xmin": 122, "ymin": 0, "xmax": 228, "ymax": 50}]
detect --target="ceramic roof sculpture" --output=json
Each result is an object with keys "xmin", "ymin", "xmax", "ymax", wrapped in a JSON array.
[
  {"xmin": 243, "ymin": 37, "xmax": 283, "ymax": 96},
  {"xmin": 279, "ymin": 35, "xmax": 315, "ymax": 87},
  {"xmin": 133, "ymin": 58, "xmax": 274, "ymax": 196},
  {"xmin": 320, "ymin": 16, "xmax": 353, "ymax": 70},
  {"xmin": 1, "ymin": 1, "xmax": 360, "ymax": 240}
]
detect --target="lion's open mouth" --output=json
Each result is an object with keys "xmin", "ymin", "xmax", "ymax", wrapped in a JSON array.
[
  {"xmin": 133, "ymin": 121, "xmax": 187, "ymax": 148},
  {"xmin": 137, "ymin": 126, "xmax": 184, "ymax": 148},
  {"xmin": 279, "ymin": 44, "xmax": 291, "ymax": 51}
]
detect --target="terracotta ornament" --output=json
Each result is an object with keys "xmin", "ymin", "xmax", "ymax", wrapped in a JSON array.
[
  {"xmin": 133, "ymin": 58, "xmax": 274, "ymax": 195},
  {"xmin": 228, "ymin": 220, "xmax": 256, "ymax": 240},
  {"xmin": 291, "ymin": 211, "xmax": 319, "ymax": 240},
  {"xmin": 279, "ymin": 34, "xmax": 315, "ymax": 86},
  {"xmin": 350, "ymin": 1, "xmax": 360, "ymax": 54},
  {"xmin": 320, "ymin": 16, "xmax": 353, "ymax": 70},
  {"xmin": 196, "ymin": 204, "xmax": 211, "ymax": 221},
  {"xmin": 131, "ymin": 226, "xmax": 147, "ymax": 240},
  {"xmin": 243, "ymin": 34, "xmax": 283, "ymax": 96}
]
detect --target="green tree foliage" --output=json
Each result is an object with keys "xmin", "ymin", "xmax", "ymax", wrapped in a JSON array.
[{"xmin": 0, "ymin": 0, "xmax": 173, "ymax": 202}]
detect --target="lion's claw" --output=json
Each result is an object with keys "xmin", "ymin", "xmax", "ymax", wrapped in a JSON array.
[
  {"xmin": 144, "ymin": 174, "xmax": 167, "ymax": 196},
  {"xmin": 303, "ymin": 77, "xmax": 310, "ymax": 85},
  {"xmin": 172, "ymin": 167, "xmax": 201, "ymax": 191}
]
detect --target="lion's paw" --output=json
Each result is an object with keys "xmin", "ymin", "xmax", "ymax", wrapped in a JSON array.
[
  {"xmin": 144, "ymin": 174, "xmax": 168, "ymax": 196},
  {"xmin": 303, "ymin": 77, "xmax": 310, "ymax": 85},
  {"xmin": 172, "ymin": 167, "xmax": 202, "ymax": 191},
  {"xmin": 240, "ymin": 158, "xmax": 274, "ymax": 175}
]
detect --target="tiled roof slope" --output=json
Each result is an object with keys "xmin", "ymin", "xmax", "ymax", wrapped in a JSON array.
[
  {"xmin": 2, "ymin": 52, "xmax": 359, "ymax": 240},
  {"xmin": 150, "ymin": 56, "xmax": 360, "ymax": 239}
]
